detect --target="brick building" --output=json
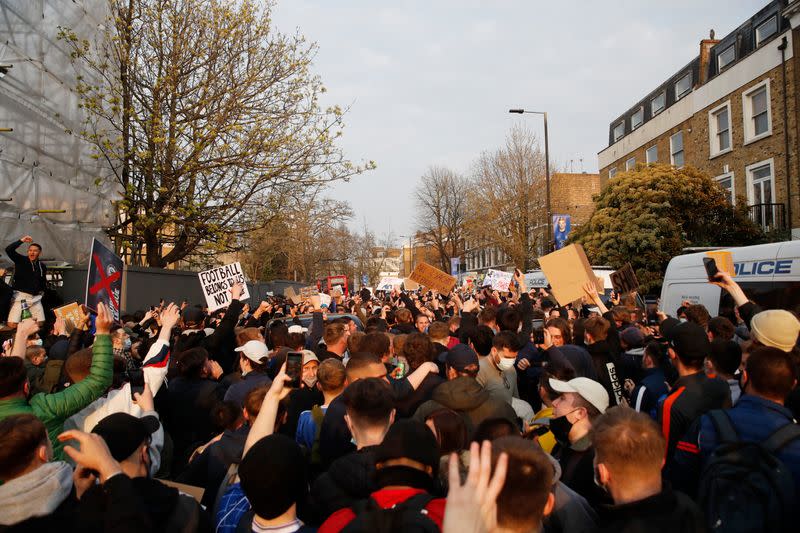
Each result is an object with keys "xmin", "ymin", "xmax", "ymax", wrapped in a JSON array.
[
  {"xmin": 598, "ymin": 0, "xmax": 800, "ymax": 239},
  {"xmin": 464, "ymin": 171, "xmax": 601, "ymax": 273}
]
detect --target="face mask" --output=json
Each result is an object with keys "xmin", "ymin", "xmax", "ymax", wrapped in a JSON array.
[
  {"xmin": 497, "ymin": 357, "xmax": 515, "ymax": 371},
  {"xmin": 123, "ymin": 338, "xmax": 132, "ymax": 350},
  {"xmin": 303, "ymin": 376, "xmax": 318, "ymax": 388},
  {"xmin": 32, "ymin": 339, "xmax": 43, "ymax": 346},
  {"xmin": 549, "ymin": 409, "xmax": 579, "ymax": 445}
]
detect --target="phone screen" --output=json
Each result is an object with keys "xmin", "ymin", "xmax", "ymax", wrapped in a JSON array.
[
  {"xmin": 531, "ymin": 319, "xmax": 545, "ymax": 345},
  {"xmin": 286, "ymin": 352, "xmax": 303, "ymax": 388},
  {"xmin": 703, "ymin": 257, "xmax": 719, "ymax": 281}
]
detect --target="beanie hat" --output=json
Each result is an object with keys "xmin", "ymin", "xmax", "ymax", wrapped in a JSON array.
[
  {"xmin": 92, "ymin": 413, "xmax": 160, "ymax": 461},
  {"xmin": 375, "ymin": 419, "xmax": 440, "ymax": 476},
  {"xmin": 751, "ymin": 310, "xmax": 800, "ymax": 352},
  {"xmin": 239, "ymin": 435, "xmax": 307, "ymax": 519}
]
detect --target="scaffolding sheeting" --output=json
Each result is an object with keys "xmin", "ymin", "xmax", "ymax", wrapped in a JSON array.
[{"xmin": 0, "ymin": 0, "xmax": 117, "ymax": 265}]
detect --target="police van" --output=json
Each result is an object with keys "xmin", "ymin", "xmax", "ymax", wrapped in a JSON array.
[{"xmin": 660, "ymin": 240, "xmax": 800, "ymax": 319}]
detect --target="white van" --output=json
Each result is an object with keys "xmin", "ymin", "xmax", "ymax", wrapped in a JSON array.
[{"xmin": 660, "ymin": 241, "xmax": 800, "ymax": 318}]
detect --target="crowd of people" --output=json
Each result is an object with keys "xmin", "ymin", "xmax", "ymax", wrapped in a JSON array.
[{"xmin": 1, "ymin": 235, "xmax": 800, "ymax": 532}]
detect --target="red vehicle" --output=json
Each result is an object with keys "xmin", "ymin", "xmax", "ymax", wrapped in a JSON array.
[{"xmin": 317, "ymin": 275, "xmax": 349, "ymax": 296}]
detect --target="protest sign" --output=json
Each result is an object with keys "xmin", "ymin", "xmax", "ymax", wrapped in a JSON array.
[
  {"xmin": 537, "ymin": 244, "xmax": 602, "ymax": 306},
  {"xmin": 319, "ymin": 293, "xmax": 332, "ymax": 308},
  {"xmin": 198, "ymin": 262, "xmax": 250, "ymax": 312},
  {"xmin": 609, "ymin": 263, "xmax": 639, "ymax": 294},
  {"xmin": 377, "ymin": 277, "xmax": 403, "ymax": 291},
  {"xmin": 300, "ymin": 286, "xmax": 318, "ymax": 300},
  {"xmin": 53, "ymin": 302, "xmax": 82, "ymax": 333},
  {"xmin": 403, "ymin": 278, "xmax": 420, "ymax": 291},
  {"xmin": 482, "ymin": 269, "xmax": 514, "ymax": 292},
  {"xmin": 284, "ymin": 287, "xmax": 302, "ymax": 305},
  {"xmin": 705, "ymin": 250, "xmax": 736, "ymax": 277},
  {"xmin": 85, "ymin": 238, "xmax": 124, "ymax": 322},
  {"xmin": 408, "ymin": 262, "xmax": 456, "ymax": 293}
]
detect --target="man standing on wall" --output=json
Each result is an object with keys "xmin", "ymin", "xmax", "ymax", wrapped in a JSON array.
[{"xmin": 5, "ymin": 236, "xmax": 47, "ymax": 327}]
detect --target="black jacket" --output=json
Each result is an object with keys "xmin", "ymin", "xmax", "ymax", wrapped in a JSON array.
[
  {"xmin": 173, "ymin": 299, "xmax": 243, "ymax": 373},
  {"xmin": 5, "ymin": 240, "xmax": 46, "ymax": 295},
  {"xmin": 310, "ymin": 445, "xmax": 378, "ymax": 522},
  {"xmin": 597, "ymin": 484, "xmax": 705, "ymax": 533},
  {"xmin": 394, "ymin": 372, "xmax": 444, "ymax": 418}
]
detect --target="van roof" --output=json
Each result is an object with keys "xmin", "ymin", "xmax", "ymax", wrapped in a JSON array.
[{"xmin": 665, "ymin": 240, "xmax": 800, "ymax": 279}]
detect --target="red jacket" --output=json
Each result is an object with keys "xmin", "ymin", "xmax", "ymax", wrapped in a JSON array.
[{"xmin": 319, "ymin": 488, "xmax": 446, "ymax": 533}]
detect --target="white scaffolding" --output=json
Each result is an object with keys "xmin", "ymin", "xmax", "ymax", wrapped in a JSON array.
[{"xmin": 0, "ymin": 0, "xmax": 117, "ymax": 265}]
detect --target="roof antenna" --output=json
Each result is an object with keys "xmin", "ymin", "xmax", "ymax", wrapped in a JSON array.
[{"xmin": 710, "ymin": 29, "xmax": 715, "ymax": 40}]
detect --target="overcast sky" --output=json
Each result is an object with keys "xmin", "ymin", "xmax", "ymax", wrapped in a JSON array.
[{"xmin": 271, "ymin": 0, "xmax": 766, "ymax": 243}]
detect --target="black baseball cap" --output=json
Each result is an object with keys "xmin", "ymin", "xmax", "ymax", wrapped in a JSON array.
[
  {"xmin": 665, "ymin": 321, "xmax": 710, "ymax": 362},
  {"xmin": 92, "ymin": 412, "xmax": 160, "ymax": 461},
  {"xmin": 374, "ymin": 419, "xmax": 440, "ymax": 475},
  {"xmin": 445, "ymin": 344, "xmax": 479, "ymax": 372}
]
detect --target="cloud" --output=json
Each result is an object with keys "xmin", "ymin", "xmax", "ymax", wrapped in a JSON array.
[{"xmin": 358, "ymin": 47, "xmax": 391, "ymax": 68}]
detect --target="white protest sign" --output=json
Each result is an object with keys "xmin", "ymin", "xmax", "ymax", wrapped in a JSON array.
[
  {"xmin": 377, "ymin": 277, "xmax": 403, "ymax": 291},
  {"xmin": 198, "ymin": 262, "xmax": 250, "ymax": 312},
  {"xmin": 319, "ymin": 293, "xmax": 332, "ymax": 308},
  {"xmin": 482, "ymin": 269, "xmax": 514, "ymax": 292}
]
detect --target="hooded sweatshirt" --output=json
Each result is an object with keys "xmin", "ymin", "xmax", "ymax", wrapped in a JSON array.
[
  {"xmin": 0, "ymin": 461, "xmax": 74, "ymax": 526},
  {"xmin": 412, "ymin": 376, "xmax": 518, "ymax": 432},
  {"xmin": 310, "ymin": 445, "xmax": 379, "ymax": 521}
]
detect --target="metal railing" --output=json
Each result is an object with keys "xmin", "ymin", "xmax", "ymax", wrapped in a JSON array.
[{"xmin": 748, "ymin": 203, "xmax": 786, "ymax": 232}]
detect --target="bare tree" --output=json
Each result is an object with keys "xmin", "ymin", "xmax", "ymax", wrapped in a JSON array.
[
  {"xmin": 465, "ymin": 125, "xmax": 549, "ymax": 270},
  {"xmin": 59, "ymin": 0, "xmax": 374, "ymax": 267},
  {"xmin": 414, "ymin": 166, "xmax": 467, "ymax": 272}
]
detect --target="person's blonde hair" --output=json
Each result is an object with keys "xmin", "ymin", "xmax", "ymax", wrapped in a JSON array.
[{"xmin": 592, "ymin": 406, "xmax": 665, "ymax": 478}]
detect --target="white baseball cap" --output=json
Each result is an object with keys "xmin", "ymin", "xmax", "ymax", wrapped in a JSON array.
[
  {"xmin": 288, "ymin": 324, "xmax": 308, "ymax": 334},
  {"xmin": 235, "ymin": 340, "xmax": 270, "ymax": 363},
  {"xmin": 549, "ymin": 377, "xmax": 610, "ymax": 414},
  {"xmin": 301, "ymin": 350, "xmax": 319, "ymax": 366}
]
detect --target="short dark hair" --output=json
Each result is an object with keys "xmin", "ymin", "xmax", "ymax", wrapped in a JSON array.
[
  {"xmin": 342, "ymin": 377, "xmax": 394, "ymax": 427},
  {"xmin": 708, "ymin": 316, "xmax": 735, "ymax": 341},
  {"xmin": 492, "ymin": 331, "xmax": 521, "ymax": 352},
  {"xmin": 497, "ymin": 307, "xmax": 521, "ymax": 333},
  {"xmin": 359, "ymin": 332, "xmax": 391, "ymax": 358},
  {"xmin": 0, "ymin": 414, "xmax": 47, "ymax": 481},
  {"xmin": 492, "ymin": 437, "xmax": 554, "ymax": 531},
  {"xmin": 243, "ymin": 385, "xmax": 269, "ymax": 420},
  {"xmin": 684, "ymin": 304, "xmax": 711, "ymax": 329},
  {"xmin": 746, "ymin": 346, "xmax": 797, "ymax": 400},
  {"xmin": 478, "ymin": 306, "xmax": 498, "ymax": 325},
  {"xmin": 708, "ymin": 340, "xmax": 742, "ymax": 376},
  {"xmin": 472, "ymin": 417, "xmax": 520, "ymax": 443},
  {"xmin": 0, "ymin": 357, "xmax": 27, "ymax": 397},
  {"xmin": 344, "ymin": 351, "xmax": 384, "ymax": 381},
  {"xmin": 584, "ymin": 316, "xmax": 610, "ymax": 341},
  {"xmin": 545, "ymin": 317, "xmax": 572, "ymax": 345},
  {"xmin": 212, "ymin": 401, "xmax": 243, "ymax": 432},
  {"xmin": 428, "ymin": 321, "xmax": 450, "ymax": 340},
  {"xmin": 175, "ymin": 347, "xmax": 208, "ymax": 379},
  {"xmin": 402, "ymin": 333, "xmax": 434, "ymax": 371},
  {"xmin": 28, "ymin": 243, "xmax": 42, "ymax": 252},
  {"xmin": 425, "ymin": 408, "xmax": 468, "ymax": 455},
  {"xmin": 317, "ymin": 359, "xmax": 346, "ymax": 392},
  {"xmin": 467, "ymin": 325, "xmax": 495, "ymax": 357}
]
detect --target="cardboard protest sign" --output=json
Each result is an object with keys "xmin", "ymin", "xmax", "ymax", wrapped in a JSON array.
[
  {"xmin": 705, "ymin": 250, "xmax": 736, "ymax": 277},
  {"xmin": 482, "ymin": 269, "xmax": 514, "ymax": 292},
  {"xmin": 609, "ymin": 263, "xmax": 639, "ymax": 294},
  {"xmin": 403, "ymin": 278, "xmax": 420, "ymax": 291},
  {"xmin": 300, "ymin": 286, "xmax": 318, "ymax": 300},
  {"xmin": 85, "ymin": 238, "xmax": 124, "ymax": 322},
  {"xmin": 537, "ymin": 244, "xmax": 602, "ymax": 306},
  {"xmin": 284, "ymin": 287, "xmax": 302, "ymax": 305},
  {"xmin": 53, "ymin": 302, "xmax": 82, "ymax": 333},
  {"xmin": 159, "ymin": 480, "xmax": 204, "ymax": 503},
  {"xmin": 377, "ymin": 277, "xmax": 403, "ymax": 291},
  {"xmin": 197, "ymin": 262, "xmax": 250, "ymax": 312},
  {"xmin": 408, "ymin": 262, "xmax": 456, "ymax": 293}
]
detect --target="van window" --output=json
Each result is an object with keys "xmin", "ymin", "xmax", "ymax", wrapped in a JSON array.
[{"xmin": 719, "ymin": 281, "xmax": 800, "ymax": 320}]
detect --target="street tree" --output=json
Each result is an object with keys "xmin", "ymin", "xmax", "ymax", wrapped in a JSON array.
[
  {"xmin": 465, "ymin": 125, "xmax": 549, "ymax": 270},
  {"xmin": 414, "ymin": 166, "xmax": 467, "ymax": 272},
  {"xmin": 59, "ymin": 0, "xmax": 373, "ymax": 267},
  {"xmin": 571, "ymin": 164, "xmax": 765, "ymax": 292}
]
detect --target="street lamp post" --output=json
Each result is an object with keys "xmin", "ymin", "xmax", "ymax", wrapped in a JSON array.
[{"xmin": 509, "ymin": 108, "xmax": 551, "ymax": 253}]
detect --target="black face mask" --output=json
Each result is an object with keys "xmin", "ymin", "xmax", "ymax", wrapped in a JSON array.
[{"xmin": 549, "ymin": 413, "xmax": 575, "ymax": 446}]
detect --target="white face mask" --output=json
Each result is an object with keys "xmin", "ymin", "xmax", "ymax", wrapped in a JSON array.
[{"xmin": 497, "ymin": 357, "xmax": 516, "ymax": 371}]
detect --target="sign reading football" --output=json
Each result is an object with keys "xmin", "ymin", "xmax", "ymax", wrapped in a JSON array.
[{"xmin": 198, "ymin": 262, "xmax": 250, "ymax": 312}]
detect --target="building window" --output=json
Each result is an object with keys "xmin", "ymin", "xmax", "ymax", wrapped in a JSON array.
[
  {"xmin": 670, "ymin": 131, "xmax": 684, "ymax": 168},
  {"xmin": 717, "ymin": 45, "xmax": 735, "ymax": 71},
  {"xmin": 609, "ymin": 167, "xmax": 617, "ymax": 179},
  {"xmin": 742, "ymin": 79, "xmax": 771, "ymax": 144},
  {"xmin": 675, "ymin": 72, "xmax": 692, "ymax": 100},
  {"xmin": 613, "ymin": 122, "xmax": 624, "ymax": 142},
  {"xmin": 651, "ymin": 91, "xmax": 666, "ymax": 116},
  {"xmin": 626, "ymin": 157, "xmax": 636, "ymax": 171},
  {"xmin": 646, "ymin": 145, "xmax": 658, "ymax": 164},
  {"xmin": 709, "ymin": 101, "xmax": 732, "ymax": 157},
  {"xmin": 746, "ymin": 159, "xmax": 775, "ymax": 206},
  {"xmin": 631, "ymin": 107, "xmax": 643, "ymax": 130},
  {"xmin": 715, "ymin": 172, "xmax": 735, "ymax": 205},
  {"xmin": 755, "ymin": 16, "xmax": 778, "ymax": 47}
]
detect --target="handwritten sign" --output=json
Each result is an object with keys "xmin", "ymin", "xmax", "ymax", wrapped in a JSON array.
[
  {"xmin": 377, "ymin": 277, "xmax": 403, "ymax": 291},
  {"xmin": 198, "ymin": 262, "xmax": 250, "ymax": 312},
  {"xmin": 403, "ymin": 278, "xmax": 420, "ymax": 291},
  {"xmin": 408, "ymin": 262, "xmax": 456, "ymax": 293},
  {"xmin": 53, "ymin": 302, "xmax": 82, "ymax": 333},
  {"xmin": 609, "ymin": 263, "xmax": 639, "ymax": 294},
  {"xmin": 538, "ymin": 244, "xmax": 601, "ymax": 306},
  {"xmin": 482, "ymin": 269, "xmax": 514, "ymax": 292}
]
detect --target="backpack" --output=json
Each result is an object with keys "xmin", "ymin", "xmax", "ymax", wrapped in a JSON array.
[
  {"xmin": 698, "ymin": 410, "xmax": 800, "ymax": 533},
  {"xmin": 340, "ymin": 493, "xmax": 439, "ymax": 533}
]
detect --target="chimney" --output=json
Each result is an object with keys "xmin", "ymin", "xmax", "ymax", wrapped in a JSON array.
[{"xmin": 699, "ymin": 29, "xmax": 720, "ymax": 85}]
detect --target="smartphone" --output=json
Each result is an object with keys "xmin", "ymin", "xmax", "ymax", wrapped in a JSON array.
[
  {"xmin": 531, "ymin": 319, "xmax": 545, "ymax": 345},
  {"xmin": 703, "ymin": 257, "xmax": 720, "ymax": 281},
  {"xmin": 286, "ymin": 351, "xmax": 303, "ymax": 388}
]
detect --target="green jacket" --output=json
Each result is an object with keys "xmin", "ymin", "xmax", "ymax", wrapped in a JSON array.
[{"xmin": 0, "ymin": 334, "xmax": 113, "ymax": 459}]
